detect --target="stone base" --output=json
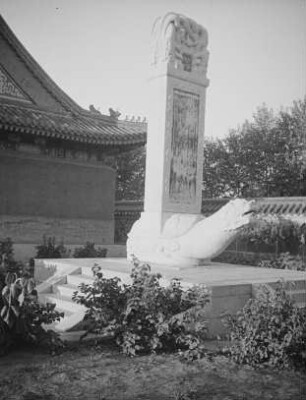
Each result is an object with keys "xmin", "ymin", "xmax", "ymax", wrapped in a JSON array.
[{"xmin": 35, "ymin": 257, "xmax": 306, "ymax": 337}]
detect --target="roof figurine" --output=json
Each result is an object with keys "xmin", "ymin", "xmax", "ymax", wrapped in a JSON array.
[
  {"xmin": 89, "ymin": 104, "xmax": 101, "ymax": 114},
  {"xmin": 108, "ymin": 108, "xmax": 121, "ymax": 120}
]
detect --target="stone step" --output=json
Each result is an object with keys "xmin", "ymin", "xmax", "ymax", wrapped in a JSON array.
[
  {"xmin": 52, "ymin": 282, "xmax": 80, "ymax": 298},
  {"xmin": 81, "ymin": 266, "xmax": 132, "ymax": 284},
  {"xmin": 67, "ymin": 273, "xmax": 94, "ymax": 287},
  {"xmin": 40, "ymin": 292, "xmax": 86, "ymax": 332},
  {"xmin": 41, "ymin": 293, "xmax": 85, "ymax": 312},
  {"xmin": 55, "ymin": 309, "xmax": 87, "ymax": 332},
  {"xmin": 81, "ymin": 265, "xmax": 177, "ymax": 288},
  {"xmin": 43, "ymin": 310, "xmax": 87, "ymax": 333}
]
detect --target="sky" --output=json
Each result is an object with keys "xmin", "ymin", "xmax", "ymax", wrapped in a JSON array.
[{"xmin": 1, "ymin": 0, "xmax": 305, "ymax": 138}]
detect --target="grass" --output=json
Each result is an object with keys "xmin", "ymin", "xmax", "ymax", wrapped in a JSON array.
[{"xmin": 0, "ymin": 339, "xmax": 305, "ymax": 400}]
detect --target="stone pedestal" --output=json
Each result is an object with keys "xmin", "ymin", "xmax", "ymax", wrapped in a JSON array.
[{"xmin": 127, "ymin": 13, "xmax": 211, "ymax": 266}]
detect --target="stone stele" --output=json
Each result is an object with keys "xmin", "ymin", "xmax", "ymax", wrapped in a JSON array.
[{"xmin": 127, "ymin": 12, "xmax": 254, "ymax": 267}]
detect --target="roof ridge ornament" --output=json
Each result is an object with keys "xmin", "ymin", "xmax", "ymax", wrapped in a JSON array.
[
  {"xmin": 124, "ymin": 115, "xmax": 147, "ymax": 123},
  {"xmin": 89, "ymin": 104, "xmax": 101, "ymax": 114},
  {"xmin": 108, "ymin": 107, "xmax": 121, "ymax": 120}
]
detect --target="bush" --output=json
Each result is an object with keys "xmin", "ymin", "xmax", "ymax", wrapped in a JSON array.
[
  {"xmin": 223, "ymin": 281, "xmax": 306, "ymax": 370},
  {"xmin": 73, "ymin": 257, "xmax": 210, "ymax": 357},
  {"xmin": 0, "ymin": 237, "xmax": 14, "ymax": 264},
  {"xmin": 73, "ymin": 242, "xmax": 107, "ymax": 258},
  {"xmin": 0, "ymin": 237, "xmax": 23, "ymax": 277},
  {"xmin": 35, "ymin": 236, "xmax": 69, "ymax": 259},
  {"xmin": 214, "ymin": 250, "xmax": 262, "ymax": 266},
  {"xmin": 0, "ymin": 272, "xmax": 65, "ymax": 355},
  {"xmin": 237, "ymin": 216, "xmax": 306, "ymax": 256},
  {"xmin": 1, "ymin": 238, "xmax": 25, "ymax": 314},
  {"xmin": 258, "ymin": 252, "xmax": 305, "ymax": 271},
  {"xmin": 0, "ymin": 239, "xmax": 64, "ymax": 355}
]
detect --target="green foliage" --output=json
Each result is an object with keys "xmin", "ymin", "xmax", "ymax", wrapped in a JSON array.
[
  {"xmin": 214, "ymin": 250, "xmax": 261, "ymax": 266},
  {"xmin": 172, "ymin": 377, "xmax": 198, "ymax": 400},
  {"xmin": 203, "ymin": 98, "xmax": 306, "ymax": 198},
  {"xmin": 243, "ymin": 216, "xmax": 306, "ymax": 255},
  {"xmin": 18, "ymin": 298, "xmax": 65, "ymax": 353},
  {"xmin": 73, "ymin": 242, "xmax": 107, "ymax": 258},
  {"xmin": 0, "ymin": 315, "xmax": 11, "ymax": 356},
  {"xmin": 0, "ymin": 238, "xmax": 24, "ymax": 314},
  {"xmin": 116, "ymin": 146, "xmax": 146, "ymax": 200},
  {"xmin": 35, "ymin": 236, "xmax": 69, "ymax": 259},
  {"xmin": 73, "ymin": 258, "xmax": 210, "ymax": 357},
  {"xmin": 258, "ymin": 252, "xmax": 305, "ymax": 271},
  {"xmin": 0, "ymin": 237, "xmax": 23, "ymax": 276},
  {"xmin": 0, "ymin": 272, "xmax": 64, "ymax": 355},
  {"xmin": 223, "ymin": 282, "xmax": 306, "ymax": 370},
  {"xmin": 0, "ymin": 237, "xmax": 14, "ymax": 264},
  {"xmin": 219, "ymin": 216, "xmax": 306, "ymax": 269}
]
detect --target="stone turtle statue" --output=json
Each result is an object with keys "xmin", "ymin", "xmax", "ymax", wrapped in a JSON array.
[{"xmin": 127, "ymin": 198, "xmax": 255, "ymax": 267}]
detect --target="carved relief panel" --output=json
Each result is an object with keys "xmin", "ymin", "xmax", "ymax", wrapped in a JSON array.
[
  {"xmin": 152, "ymin": 12, "xmax": 209, "ymax": 76},
  {"xmin": 0, "ymin": 66, "xmax": 31, "ymax": 102}
]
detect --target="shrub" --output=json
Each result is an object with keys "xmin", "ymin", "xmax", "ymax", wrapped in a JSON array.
[
  {"xmin": 73, "ymin": 242, "xmax": 107, "ymax": 258},
  {"xmin": 35, "ymin": 236, "xmax": 69, "ymax": 259},
  {"xmin": 0, "ymin": 237, "xmax": 23, "ymax": 276},
  {"xmin": 237, "ymin": 216, "xmax": 306, "ymax": 256},
  {"xmin": 0, "ymin": 239, "xmax": 64, "ymax": 355},
  {"xmin": 1, "ymin": 238, "xmax": 24, "ymax": 313},
  {"xmin": 223, "ymin": 281, "xmax": 306, "ymax": 370},
  {"xmin": 214, "ymin": 250, "xmax": 262, "ymax": 266},
  {"xmin": 0, "ymin": 272, "xmax": 64, "ymax": 355},
  {"xmin": 0, "ymin": 237, "xmax": 14, "ymax": 264},
  {"xmin": 258, "ymin": 252, "xmax": 305, "ymax": 271},
  {"xmin": 73, "ymin": 257, "xmax": 210, "ymax": 357}
]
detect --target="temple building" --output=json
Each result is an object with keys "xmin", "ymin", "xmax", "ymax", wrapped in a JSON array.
[{"xmin": 0, "ymin": 15, "xmax": 146, "ymax": 258}]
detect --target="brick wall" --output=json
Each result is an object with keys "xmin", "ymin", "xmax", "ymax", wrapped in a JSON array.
[
  {"xmin": 0, "ymin": 215, "xmax": 113, "ymax": 245},
  {"xmin": 0, "ymin": 150, "xmax": 115, "ymax": 245}
]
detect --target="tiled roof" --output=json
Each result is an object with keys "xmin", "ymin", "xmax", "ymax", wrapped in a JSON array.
[
  {"xmin": 0, "ymin": 15, "xmax": 147, "ymax": 147},
  {"xmin": 0, "ymin": 15, "xmax": 81, "ymax": 113},
  {"xmin": 200, "ymin": 197, "xmax": 306, "ymax": 216},
  {"xmin": 0, "ymin": 103, "xmax": 146, "ymax": 146},
  {"xmin": 255, "ymin": 197, "xmax": 306, "ymax": 216}
]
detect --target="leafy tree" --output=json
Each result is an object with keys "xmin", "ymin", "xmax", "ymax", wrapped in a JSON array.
[
  {"xmin": 203, "ymin": 98, "xmax": 306, "ymax": 198},
  {"xmin": 278, "ymin": 98, "xmax": 306, "ymax": 194},
  {"xmin": 116, "ymin": 146, "xmax": 146, "ymax": 200}
]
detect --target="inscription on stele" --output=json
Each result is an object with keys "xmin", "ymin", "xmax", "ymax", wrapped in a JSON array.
[{"xmin": 169, "ymin": 89, "xmax": 200, "ymax": 204}]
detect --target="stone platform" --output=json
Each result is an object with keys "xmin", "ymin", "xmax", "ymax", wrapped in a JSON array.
[{"xmin": 35, "ymin": 258, "xmax": 306, "ymax": 337}]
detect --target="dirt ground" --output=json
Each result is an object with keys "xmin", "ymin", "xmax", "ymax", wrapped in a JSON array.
[{"xmin": 0, "ymin": 341, "xmax": 305, "ymax": 400}]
